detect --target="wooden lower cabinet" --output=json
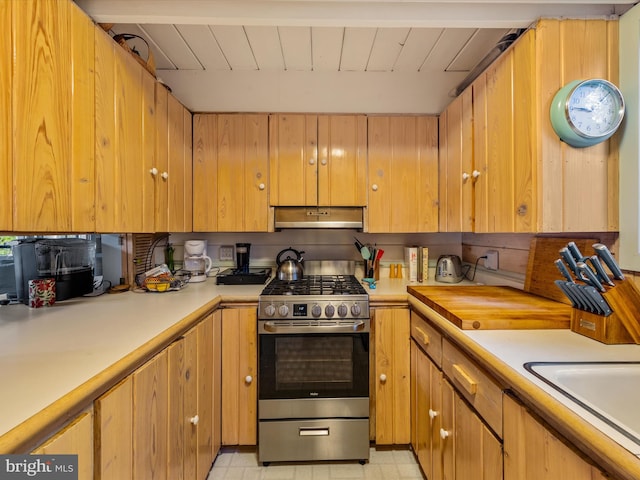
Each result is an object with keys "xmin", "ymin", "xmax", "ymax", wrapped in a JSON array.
[
  {"xmin": 95, "ymin": 312, "xmax": 219, "ymax": 480},
  {"xmin": 373, "ymin": 307, "xmax": 411, "ymax": 445},
  {"xmin": 411, "ymin": 340, "xmax": 443, "ymax": 480},
  {"xmin": 32, "ymin": 410, "xmax": 93, "ymax": 480},
  {"xmin": 221, "ymin": 307, "xmax": 258, "ymax": 445},
  {"xmin": 503, "ymin": 394, "xmax": 615, "ymax": 480}
]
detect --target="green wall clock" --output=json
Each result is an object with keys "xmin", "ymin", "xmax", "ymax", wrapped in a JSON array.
[{"xmin": 549, "ymin": 78, "xmax": 625, "ymax": 148}]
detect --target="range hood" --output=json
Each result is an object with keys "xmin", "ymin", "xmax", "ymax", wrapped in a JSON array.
[{"xmin": 274, "ymin": 207, "xmax": 363, "ymax": 230}]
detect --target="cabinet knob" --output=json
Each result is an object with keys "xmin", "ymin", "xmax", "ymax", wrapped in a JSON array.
[
  {"xmin": 379, "ymin": 374, "xmax": 387, "ymax": 382},
  {"xmin": 161, "ymin": 172, "xmax": 168, "ymax": 180},
  {"xmin": 309, "ymin": 158, "xmax": 316, "ymax": 165},
  {"xmin": 428, "ymin": 408, "xmax": 439, "ymax": 420},
  {"xmin": 321, "ymin": 159, "xmax": 327, "ymax": 166},
  {"xmin": 440, "ymin": 428, "xmax": 450, "ymax": 440},
  {"xmin": 190, "ymin": 415, "xmax": 199, "ymax": 425},
  {"xmin": 149, "ymin": 167, "xmax": 158, "ymax": 176},
  {"xmin": 472, "ymin": 170, "xmax": 481, "ymax": 178},
  {"xmin": 462, "ymin": 172, "xmax": 470, "ymax": 181},
  {"xmin": 259, "ymin": 183, "xmax": 265, "ymax": 190},
  {"xmin": 245, "ymin": 375, "xmax": 253, "ymax": 384},
  {"xmin": 372, "ymin": 184, "xmax": 379, "ymax": 191}
]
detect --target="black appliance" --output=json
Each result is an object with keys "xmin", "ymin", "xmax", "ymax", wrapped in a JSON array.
[
  {"xmin": 215, "ymin": 267, "xmax": 272, "ymax": 285},
  {"xmin": 257, "ymin": 274, "xmax": 370, "ymax": 465},
  {"xmin": 13, "ymin": 239, "xmax": 95, "ymax": 304}
]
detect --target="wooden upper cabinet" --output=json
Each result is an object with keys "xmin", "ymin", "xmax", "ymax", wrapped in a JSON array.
[
  {"xmin": 167, "ymin": 93, "xmax": 193, "ymax": 233},
  {"xmin": 193, "ymin": 113, "xmax": 269, "ymax": 232},
  {"xmin": 438, "ymin": 92, "xmax": 473, "ymax": 233},
  {"xmin": 95, "ymin": 27, "xmax": 147, "ymax": 233},
  {"xmin": 368, "ymin": 116, "xmax": 438, "ymax": 233},
  {"xmin": 13, "ymin": 0, "xmax": 95, "ymax": 232},
  {"xmin": 269, "ymin": 114, "xmax": 367, "ymax": 207},
  {"xmin": 0, "ymin": 1, "xmax": 11, "ymax": 231}
]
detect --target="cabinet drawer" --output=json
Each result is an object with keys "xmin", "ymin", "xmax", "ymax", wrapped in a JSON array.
[
  {"xmin": 410, "ymin": 311, "xmax": 442, "ymax": 367},
  {"xmin": 442, "ymin": 339, "xmax": 503, "ymax": 437}
]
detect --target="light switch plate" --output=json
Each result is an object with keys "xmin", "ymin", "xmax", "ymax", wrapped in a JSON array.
[{"xmin": 219, "ymin": 245, "xmax": 234, "ymax": 261}]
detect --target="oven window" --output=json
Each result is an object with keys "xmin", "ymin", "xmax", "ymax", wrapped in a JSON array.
[
  {"xmin": 276, "ymin": 337, "xmax": 353, "ymax": 388},
  {"xmin": 259, "ymin": 333, "xmax": 369, "ymax": 399}
]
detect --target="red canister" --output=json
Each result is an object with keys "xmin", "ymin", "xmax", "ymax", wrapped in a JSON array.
[{"xmin": 28, "ymin": 278, "xmax": 56, "ymax": 308}]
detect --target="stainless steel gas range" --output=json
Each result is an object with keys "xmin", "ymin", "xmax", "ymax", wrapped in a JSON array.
[{"xmin": 257, "ymin": 274, "xmax": 370, "ymax": 465}]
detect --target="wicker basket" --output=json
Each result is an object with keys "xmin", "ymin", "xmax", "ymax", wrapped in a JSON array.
[{"xmin": 113, "ymin": 33, "xmax": 156, "ymax": 77}]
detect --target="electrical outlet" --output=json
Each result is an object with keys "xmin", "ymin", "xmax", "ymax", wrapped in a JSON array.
[
  {"xmin": 219, "ymin": 245, "xmax": 234, "ymax": 261},
  {"xmin": 485, "ymin": 250, "xmax": 499, "ymax": 270}
]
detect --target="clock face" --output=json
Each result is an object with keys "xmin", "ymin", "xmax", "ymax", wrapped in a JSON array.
[
  {"xmin": 550, "ymin": 78, "xmax": 625, "ymax": 148},
  {"xmin": 566, "ymin": 79, "xmax": 625, "ymax": 138}
]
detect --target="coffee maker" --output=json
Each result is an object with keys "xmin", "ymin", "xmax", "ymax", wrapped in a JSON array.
[{"xmin": 184, "ymin": 240, "xmax": 212, "ymax": 283}]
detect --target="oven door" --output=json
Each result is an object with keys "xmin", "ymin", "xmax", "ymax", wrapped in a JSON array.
[{"xmin": 259, "ymin": 331, "xmax": 369, "ymax": 400}]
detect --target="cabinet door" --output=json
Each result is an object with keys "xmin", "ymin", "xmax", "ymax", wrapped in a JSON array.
[
  {"xmin": 153, "ymin": 82, "xmax": 170, "ymax": 232},
  {"xmin": 95, "ymin": 28, "xmax": 146, "ymax": 233},
  {"xmin": 212, "ymin": 309, "xmax": 223, "ymax": 457},
  {"xmin": 167, "ymin": 93, "xmax": 193, "ymax": 232},
  {"xmin": 95, "ymin": 377, "xmax": 133, "ymax": 480},
  {"xmin": 317, "ymin": 115, "xmax": 367, "ymax": 206},
  {"xmin": 368, "ymin": 116, "xmax": 438, "ymax": 233},
  {"xmin": 412, "ymin": 342, "xmax": 442, "ymax": 480},
  {"xmin": 140, "ymin": 71, "xmax": 157, "ymax": 233},
  {"xmin": 193, "ymin": 114, "xmax": 269, "ymax": 232},
  {"xmin": 374, "ymin": 308, "xmax": 411, "ymax": 445},
  {"xmin": 132, "ymin": 350, "xmax": 168, "ymax": 480},
  {"xmin": 33, "ymin": 410, "xmax": 93, "ymax": 480},
  {"xmin": 196, "ymin": 314, "xmax": 215, "ymax": 479},
  {"xmin": 0, "ymin": 1, "xmax": 11, "ymax": 230},
  {"xmin": 221, "ymin": 307, "xmax": 258, "ymax": 445},
  {"xmin": 13, "ymin": 0, "xmax": 95, "ymax": 232},
  {"xmin": 503, "ymin": 394, "xmax": 613, "ymax": 480},
  {"xmin": 268, "ymin": 114, "xmax": 318, "ymax": 206},
  {"xmin": 439, "ymin": 90, "xmax": 473, "ymax": 233},
  {"xmin": 168, "ymin": 327, "xmax": 198, "ymax": 480}
]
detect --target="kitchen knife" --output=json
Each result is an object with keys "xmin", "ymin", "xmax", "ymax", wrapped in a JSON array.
[
  {"xmin": 582, "ymin": 285, "xmax": 613, "ymax": 316},
  {"xmin": 567, "ymin": 241, "xmax": 588, "ymax": 262},
  {"xmin": 559, "ymin": 247, "xmax": 579, "ymax": 275},
  {"xmin": 576, "ymin": 261, "xmax": 606, "ymax": 293},
  {"xmin": 554, "ymin": 258, "xmax": 575, "ymax": 283},
  {"xmin": 587, "ymin": 255, "xmax": 615, "ymax": 287},
  {"xmin": 554, "ymin": 280, "xmax": 578, "ymax": 308},
  {"xmin": 592, "ymin": 243, "xmax": 625, "ymax": 280},
  {"xmin": 567, "ymin": 282, "xmax": 592, "ymax": 312}
]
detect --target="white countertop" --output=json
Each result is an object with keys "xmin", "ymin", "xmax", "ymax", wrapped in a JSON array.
[
  {"xmin": 0, "ymin": 279, "xmax": 264, "ymax": 442},
  {"xmin": 463, "ymin": 328, "xmax": 640, "ymax": 456}
]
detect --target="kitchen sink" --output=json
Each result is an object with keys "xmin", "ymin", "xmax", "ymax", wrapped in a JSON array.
[{"xmin": 524, "ymin": 361, "xmax": 640, "ymax": 447}]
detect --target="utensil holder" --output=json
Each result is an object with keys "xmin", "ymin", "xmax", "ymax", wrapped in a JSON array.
[
  {"xmin": 570, "ymin": 278, "xmax": 640, "ymax": 344},
  {"xmin": 364, "ymin": 259, "xmax": 379, "ymax": 280}
]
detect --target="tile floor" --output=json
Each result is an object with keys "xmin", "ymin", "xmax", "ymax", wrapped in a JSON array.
[{"xmin": 207, "ymin": 446, "xmax": 424, "ymax": 479}]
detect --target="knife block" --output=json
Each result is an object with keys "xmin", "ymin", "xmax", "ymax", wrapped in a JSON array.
[{"xmin": 570, "ymin": 278, "xmax": 640, "ymax": 344}]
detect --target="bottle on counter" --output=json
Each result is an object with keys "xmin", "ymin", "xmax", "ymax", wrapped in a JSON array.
[{"xmin": 165, "ymin": 243, "xmax": 175, "ymax": 273}]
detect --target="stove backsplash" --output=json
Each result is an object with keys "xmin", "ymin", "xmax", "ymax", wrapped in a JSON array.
[{"xmin": 153, "ymin": 231, "xmax": 463, "ymax": 273}]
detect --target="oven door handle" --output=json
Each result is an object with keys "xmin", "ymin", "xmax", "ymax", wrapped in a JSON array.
[
  {"xmin": 262, "ymin": 320, "xmax": 367, "ymax": 333},
  {"xmin": 299, "ymin": 427, "xmax": 330, "ymax": 436}
]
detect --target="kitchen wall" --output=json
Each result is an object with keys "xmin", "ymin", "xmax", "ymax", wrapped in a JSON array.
[{"xmin": 153, "ymin": 230, "xmax": 463, "ymax": 274}]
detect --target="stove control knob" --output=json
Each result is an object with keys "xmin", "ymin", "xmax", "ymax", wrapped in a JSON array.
[
  {"xmin": 337, "ymin": 304, "xmax": 348, "ymax": 317},
  {"xmin": 264, "ymin": 304, "xmax": 276, "ymax": 317},
  {"xmin": 311, "ymin": 304, "xmax": 323, "ymax": 317},
  {"xmin": 325, "ymin": 304, "xmax": 335, "ymax": 317},
  {"xmin": 351, "ymin": 304, "xmax": 362, "ymax": 316},
  {"xmin": 278, "ymin": 304, "xmax": 289, "ymax": 317}
]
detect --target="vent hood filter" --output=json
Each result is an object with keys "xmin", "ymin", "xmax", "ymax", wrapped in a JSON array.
[{"xmin": 274, "ymin": 207, "xmax": 363, "ymax": 230}]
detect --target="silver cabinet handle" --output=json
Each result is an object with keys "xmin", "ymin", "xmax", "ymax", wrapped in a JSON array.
[{"xmin": 299, "ymin": 427, "xmax": 329, "ymax": 436}]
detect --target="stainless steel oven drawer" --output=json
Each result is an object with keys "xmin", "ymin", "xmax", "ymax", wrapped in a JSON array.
[{"xmin": 258, "ymin": 418, "xmax": 370, "ymax": 463}]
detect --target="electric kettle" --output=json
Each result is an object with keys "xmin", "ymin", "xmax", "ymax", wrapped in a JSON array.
[{"xmin": 435, "ymin": 255, "xmax": 464, "ymax": 283}]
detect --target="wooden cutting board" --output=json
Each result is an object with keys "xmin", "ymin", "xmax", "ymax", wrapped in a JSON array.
[{"xmin": 408, "ymin": 286, "xmax": 571, "ymax": 330}]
